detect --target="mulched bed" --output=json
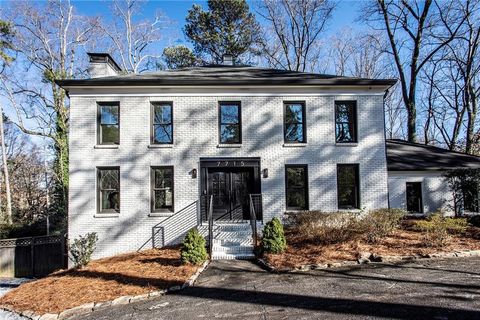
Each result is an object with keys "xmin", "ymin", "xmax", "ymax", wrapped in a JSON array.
[
  {"xmin": 0, "ymin": 247, "xmax": 199, "ymax": 314},
  {"xmin": 265, "ymin": 222, "xmax": 480, "ymax": 270}
]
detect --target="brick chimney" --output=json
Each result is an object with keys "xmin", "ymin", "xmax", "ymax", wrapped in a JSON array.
[{"xmin": 87, "ymin": 53, "xmax": 122, "ymax": 78}]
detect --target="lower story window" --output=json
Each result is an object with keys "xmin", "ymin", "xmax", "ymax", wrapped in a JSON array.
[
  {"xmin": 337, "ymin": 164, "xmax": 360, "ymax": 209},
  {"xmin": 406, "ymin": 182, "xmax": 423, "ymax": 213},
  {"xmin": 463, "ymin": 185, "xmax": 479, "ymax": 212},
  {"xmin": 285, "ymin": 165, "xmax": 309, "ymax": 210},
  {"xmin": 152, "ymin": 166, "xmax": 174, "ymax": 212},
  {"xmin": 98, "ymin": 167, "xmax": 120, "ymax": 213}
]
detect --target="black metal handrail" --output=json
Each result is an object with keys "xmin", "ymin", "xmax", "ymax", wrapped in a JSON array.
[
  {"xmin": 249, "ymin": 194, "xmax": 262, "ymax": 254},
  {"xmin": 207, "ymin": 195, "xmax": 214, "ymax": 258}
]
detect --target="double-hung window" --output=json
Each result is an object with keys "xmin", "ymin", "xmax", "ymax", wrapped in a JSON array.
[
  {"xmin": 151, "ymin": 167, "xmax": 174, "ymax": 212},
  {"xmin": 97, "ymin": 167, "xmax": 120, "ymax": 213},
  {"xmin": 98, "ymin": 103, "xmax": 120, "ymax": 145},
  {"xmin": 219, "ymin": 102, "xmax": 241, "ymax": 144},
  {"xmin": 284, "ymin": 102, "xmax": 306, "ymax": 143},
  {"xmin": 152, "ymin": 103, "xmax": 173, "ymax": 144},
  {"xmin": 335, "ymin": 101, "xmax": 357, "ymax": 143},
  {"xmin": 337, "ymin": 164, "xmax": 360, "ymax": 209},
  {"xmin": 285, "ymin": 165, "xmax": 309, "ymax": 210}
]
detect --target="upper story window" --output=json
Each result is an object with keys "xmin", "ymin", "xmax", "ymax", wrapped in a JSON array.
[
  {"xmin": 97, "ymin": 167, "xmax": 120, "ymax": 213},
  {"xmin": 151, "ymin": 166, "xmax": 174, "ymax": 212},
  {"xmin": 337, "ymin": 164, "xmax": 360, "ymax": 209},
  {"xmin": 285, "ymin": 165, "xmax": 309, "ymax": 210},
  {"xmin": 152, "ymin": 103, "xmax": 173, "ymax": 144},
  {"xmin": 219, "ymin": 102, "xmax": 241, "ymax": 144},
  {"xmin": 284, "ymin": 102, "xmax": 306, "ymax": 143},
  {"xmin": 98, "ymin": 103, "xmax": 120, "ymax": 145},
  {"xmin": 335, "ymin": 101, "xmax": 357, "ymax": 143}
]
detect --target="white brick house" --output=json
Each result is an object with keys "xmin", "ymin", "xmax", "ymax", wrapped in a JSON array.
[{"xmin": 57, "ymin": 53, "xmax": 479, "ymax": 259}]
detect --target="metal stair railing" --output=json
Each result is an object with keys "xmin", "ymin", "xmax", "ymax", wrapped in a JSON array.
[
  {"xmin": 249, "ymin": 194, "xmax": 262, "ymax": 254},
  {"xmin": 207, "ymin": 195, "xmax": 214, "ymax": 258}
]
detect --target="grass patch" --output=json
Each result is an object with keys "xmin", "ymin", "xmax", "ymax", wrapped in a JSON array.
[{"xmin": 0, "ymin": 247, "xmax": 200, "ymax": 314}]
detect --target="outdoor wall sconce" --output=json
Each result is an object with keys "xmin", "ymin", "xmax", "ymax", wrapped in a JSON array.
[
  {"xmin": 190, "ymin": 169, "xmax": 197, "ymax": 179},
  {"xmin": 262, "ymin": 168, "xmax": 268, "ymax": 178}
]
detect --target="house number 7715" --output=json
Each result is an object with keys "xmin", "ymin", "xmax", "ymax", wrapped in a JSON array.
[{"xmin": 216, "ymin": 161, "xmax": 245, "ymax": 167}]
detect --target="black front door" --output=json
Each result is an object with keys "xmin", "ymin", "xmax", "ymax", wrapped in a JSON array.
[{"xmin": 207, "ymin": 168, "xmax": 254, "ymax": 220}]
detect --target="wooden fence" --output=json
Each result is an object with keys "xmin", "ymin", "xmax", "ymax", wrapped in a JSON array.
[{"xmin": 0, "ymin": 235, "xmax": 67, "ymax": 278}]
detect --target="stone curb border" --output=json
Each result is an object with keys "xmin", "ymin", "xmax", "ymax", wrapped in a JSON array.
[
  {"xmin": 0, "ymin": 260, "xmax": 210, "ymax": 320},
  {"xmin": 258, "ymin": 249, "xmax": 480, "ymax": 272}
]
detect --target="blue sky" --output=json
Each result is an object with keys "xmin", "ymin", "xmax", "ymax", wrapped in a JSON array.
[{"xmin": 72, "ymin": 0, "xmax": 362, "ymax": 46}]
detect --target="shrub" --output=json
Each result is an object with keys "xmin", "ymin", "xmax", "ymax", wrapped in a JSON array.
[
  {"xmin": 181, "ymin": 228, "xmax": 208, "ymax": 265},
  {"xmin": 415, "ymin": 214, "xmax": 468, "ymax": 247},
  {"xmin": 286, "ymin": 211, "xmax": 361, "ymax": 244},
  {"xmin": 69, "ymin": 232, "xmax": 98, "ymax": 268},
  {"xmin": 262, "ymin": 217, "xmax": 287, "ymax": 254},
  {"xmin": 359, "ymin": 209, "xmax": 405, "ymax": 243},
  {"xmin": 467, "ymin": 215, "xmax": 480, "ymax": 228}
]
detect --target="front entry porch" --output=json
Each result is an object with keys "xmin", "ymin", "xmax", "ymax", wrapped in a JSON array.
[{"xmin": 199, "ymin": 158, "xmax": 263, "ymax": 259}]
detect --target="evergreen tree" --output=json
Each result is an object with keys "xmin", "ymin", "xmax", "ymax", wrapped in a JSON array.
[
  {"xmin": 162, "ymin": 45, "xmax": 197, "ymax": 69},
  {"xmin": 184, "ymin": 0, "xmax": 261, "ymax": 64}
]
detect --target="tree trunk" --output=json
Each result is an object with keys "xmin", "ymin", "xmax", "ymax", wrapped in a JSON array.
[{"xmin": 0, "ymin": 106, "xmax": 13, "ymax": 224}]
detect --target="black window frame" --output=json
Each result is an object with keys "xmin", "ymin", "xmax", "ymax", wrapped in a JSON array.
[
  {"xmin": 285, "ymin": 164, "xmax": 309, "ymax": 210},
  {"xmin": 337, "ymin": 164, "xmax": 360, "ymax": 209},
  {"xmin": 97, "ymin": 167, "xmax": 120, "ymax": 214},
  {"xmin": 151, "ymin": 102, "xmax": 174, "ymax": 145},
  {"xmin": 335, "ymin": 100, "xmax": 357, "ymax": 143},
  {"xmin": 151, "ymin": 166, "xmax": 174, "ymax": 213},
  {"xmin": 97, "ymin": 102, "xmax": 120, "ymax": 145},
  {"xmin": 218, "ymin": 101, "xmax": 242, "ymax": 144},
  {"xmin": 406, "ymin": 182, "xmax": 423, "ymax": 213},
  {"xmin": 283, "ymin": 101, "xmax": 307, "ymax": 143}
]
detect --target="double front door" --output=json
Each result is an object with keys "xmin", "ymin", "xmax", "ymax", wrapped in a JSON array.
[{"xmin": 207, "ymin": 168, "xmax": 254, "ymax": 220}]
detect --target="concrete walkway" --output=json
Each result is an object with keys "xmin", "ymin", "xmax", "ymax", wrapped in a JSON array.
[{"xmin": 78, "ymin": 257, "xmax": 480, "ymax": 319}]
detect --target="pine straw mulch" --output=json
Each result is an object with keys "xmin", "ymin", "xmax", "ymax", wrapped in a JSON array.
[
  {"xmin": 0, "ymin": 247, "xmax": 199, "ymax": 315},
  {"xmin": 265, "ymin": 225, "xmax": 480, "ymax": 271}
]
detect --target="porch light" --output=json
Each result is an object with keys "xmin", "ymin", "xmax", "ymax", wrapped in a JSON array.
[
  {"xmin": 190, "ymin": 169, "xmax": 197, "ymax": 179},
  {"xmin": 262, "ymin": 168, "xmax": 268, "ymax": 178}
]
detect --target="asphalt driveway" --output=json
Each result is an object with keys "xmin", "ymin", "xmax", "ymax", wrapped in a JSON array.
[{"xmin": 77, "ymin": 257, "xmax": 480, "ymax": 320}]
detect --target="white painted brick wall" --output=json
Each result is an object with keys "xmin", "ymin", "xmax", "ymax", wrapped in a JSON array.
[
  {"xmin": 69, "ymin": 93, "xmax": 389, "ymax": 259},
  {"xmin": 388, "ymin": 171, "xmax": 453, "ymax": 214}
]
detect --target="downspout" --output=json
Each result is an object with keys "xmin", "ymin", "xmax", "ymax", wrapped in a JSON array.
[{"xmin": 383, "ymin": 89, "xmax": 391, "ymax": 209}]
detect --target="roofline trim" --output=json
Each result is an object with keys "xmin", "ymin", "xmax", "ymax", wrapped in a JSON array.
[{"xmin": 56, "ymin": 78, "xmax": 397, "ymax": 88}]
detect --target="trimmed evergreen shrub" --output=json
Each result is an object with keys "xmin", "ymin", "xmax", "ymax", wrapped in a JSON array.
[
  {"xmin": 262, "ymin": 217, "xmax": 287, "ymax": 254},
  {"xmin": 181, "ymin": 228, "xmax": 208, "ymax": 265},
  {"xmin": 69, "ymin": 232, "xmax": 98, "ymax": 268}
]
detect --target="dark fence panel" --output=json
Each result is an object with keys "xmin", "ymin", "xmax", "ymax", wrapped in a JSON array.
[{"xmin": 0, "ymin": 235, "xmax": 67, "ymax": 278}]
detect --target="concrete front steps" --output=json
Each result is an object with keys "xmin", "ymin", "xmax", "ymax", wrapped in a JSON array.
[{"xmin": 198, "ymin": 222, "xmax": 257, "ymax": 260}]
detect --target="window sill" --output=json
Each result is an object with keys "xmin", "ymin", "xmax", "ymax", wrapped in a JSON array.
[
  {"xmin": 148, "ymin": 212, "xmax": 174, "ymax": 217},
  {"xmin": 335, "ymin": 143, "xmax": 358, "ymax": 147},
  {"xmin": 283, "ymin": 143, "xmax": 307, "ymax": 148},
  {"xmin": 94, "ymin": 213, "xmax": 120, "ymax": 218},
  {"xmin": 217, "ymin": 144, "xmax": 242, "ymax": 148},
  {"xmin": 148, "ymin": 144, "xmax": 174, "ymax": 149},
  {"xmin": 94, "ymin": 145, "xmax": 119, "ymax": 149}
]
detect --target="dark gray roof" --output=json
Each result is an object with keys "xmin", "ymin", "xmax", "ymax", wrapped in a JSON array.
[
  {"xmin": 56, "ymin": 65, "xmax": 397, "ymax": 87},
  {"xmin": 386, "ymin": 139, "xmax": 480, "ymax": 171}
]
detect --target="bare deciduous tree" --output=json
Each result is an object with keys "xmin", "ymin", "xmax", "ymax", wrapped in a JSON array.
[
  {"xmin": 100, "ymin": 0, "xmax": 167, "ymax": 73},
  {"xmin": 258, "ymin": 0, "xmax": 335, "ymax": 72},
  {"xmin": 1, "ymin": 0, "xmax": 99, "ymax": 223},
  {"xmin": 364, "ymin": 0, "xmax": 466, "ymax": 143}
]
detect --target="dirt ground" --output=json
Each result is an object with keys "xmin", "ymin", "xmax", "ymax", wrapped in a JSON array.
[
  {"xmin": 265, "ymin": 227, "xmax": 480, "ymax": 270},
  {"xmin": 0, "ymin": 247, "xmax": 199, "ymax": 314}
]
